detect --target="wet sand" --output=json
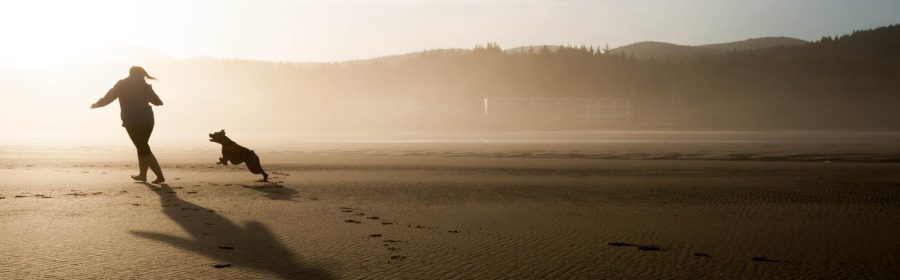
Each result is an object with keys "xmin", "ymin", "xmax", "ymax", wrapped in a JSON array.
[{"xmin": 2, "ymin": 143, "xmax": 900, "ymax": 279}]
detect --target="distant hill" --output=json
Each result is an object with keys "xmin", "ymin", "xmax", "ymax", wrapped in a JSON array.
[
  {"xmin": 699, "ymin": 37, "xmax": 808, "ymax": 52},
  {"xmin": 608, "ymin": 41, "xmax": 704, "ymax": 59},
  {"xmin": 360, "ymin": 48, "xmax": 470, "ymax": 66},
  {"xmin": 75, "ymin": 44, "xmax": 176, "ymax": 66},
  {"xmin": 610, "ymin": 37, "xmax": 808, "ymax": 59}
]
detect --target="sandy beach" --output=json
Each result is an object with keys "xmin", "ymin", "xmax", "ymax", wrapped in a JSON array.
[
  {"xmin": 2, "ymin": 0, "xmax": 898, "ymax": 278},
  {"xmin": 2, "ymin": 137, "xmax": 900, "ymax": 279}
]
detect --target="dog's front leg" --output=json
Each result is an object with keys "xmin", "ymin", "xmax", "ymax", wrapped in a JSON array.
[{"xmin": 218, "ymin": 157, "xmax": 228, "ymax": 165}]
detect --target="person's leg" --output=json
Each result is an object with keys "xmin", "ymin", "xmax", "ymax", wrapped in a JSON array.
[
  {"xmin": 125, "ymin": 126, "xmax": 149, "ymax": 181},
  {"xmin": 141, "ymin": 125, "xmax": 165, "ymax": 183},
  {"xmin": 146, "ymin": 153, "xmax": 164, "ymax": 183}
]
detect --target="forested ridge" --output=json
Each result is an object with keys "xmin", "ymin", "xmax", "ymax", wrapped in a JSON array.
[{"xmin": 162, "ymin": 24, "xmax": 898, "ymax": 130}]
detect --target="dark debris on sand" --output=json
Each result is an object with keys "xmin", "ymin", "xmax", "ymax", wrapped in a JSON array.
[
  {"xmin": 213, "ymin": 264, "xmax": 232, "ymax": 268},
  {"xmin": 637, "ymin": 245, "xmax": 662, "ymax": 251},
  {"xmin": 344, "ymin": 219, "xmax": 362, "ymax": 224},
  {"xmin": 752, "ymin": 256, "xmax": 779, "ymax": 262},
  {"xmin": 369, "ymin": 234, "xmax": 382, "ymax": 238},
  {"xmin": 608, "ymin": 242, "xmax": 663, "ymax": 251}
]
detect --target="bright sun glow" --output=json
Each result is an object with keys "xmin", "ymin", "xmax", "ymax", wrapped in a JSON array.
[
  {"xmin": 0, "ymin": 0, "xmax": 223, "ymax": 66},
  {"xmin": 1, "ymin": 1, "xmax": 131, "ymax": 66}
]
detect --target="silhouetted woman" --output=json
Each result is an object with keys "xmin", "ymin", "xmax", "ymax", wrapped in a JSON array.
[{"xmin": 91, "ymin": 66, "xmax": 165, "ymax": 183}]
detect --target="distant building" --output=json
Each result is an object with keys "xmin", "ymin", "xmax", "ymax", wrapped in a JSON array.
[{"xmin": 483, "ymin": 97, "xmax": 633, "ymax": 120}]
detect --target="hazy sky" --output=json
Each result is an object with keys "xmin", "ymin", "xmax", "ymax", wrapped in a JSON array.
[{"xmin": 1, "ymin": 0, "xmax": 898, "ymax": 64}]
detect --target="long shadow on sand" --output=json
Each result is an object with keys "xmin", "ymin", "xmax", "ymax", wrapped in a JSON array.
[
  {"xmin": 241, "ymin": 182, "xmax": 299, "ymax": 201},
  {"xmin": 130, "ymin": 183, "xmax": 332, "ymax": 279}
]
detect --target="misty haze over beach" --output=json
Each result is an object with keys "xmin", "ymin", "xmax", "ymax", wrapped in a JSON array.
[{"xmin": 3, "ymin": 25, "xmax": 900, "ymax": 145}]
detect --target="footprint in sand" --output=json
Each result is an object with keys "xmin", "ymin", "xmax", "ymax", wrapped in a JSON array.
[
  {"xmin": 344, "ymin": 219, "xmax": 362, "ymax": 224},
  {"xmin": 694, "ymin": 252, "xmax": 712, "ymax": 257},
  {"xmin": 369, "ymin": 234, "xmax": 382, "ymax": 238},
  {"xmin": 213, "ymin": 264, "xmax": 232, "ymax": 268},
  {"xmin": 389, "ymin": 255, "xmax": 407, "ymax": 263},
  {"xmin": 65, "ymin": 191, "xmax": 88, "ymax": 197}
]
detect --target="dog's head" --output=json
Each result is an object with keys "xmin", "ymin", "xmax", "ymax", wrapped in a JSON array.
[{"xmin": 209, "ymin": 129, "xmax": 230, "ymax": 144}]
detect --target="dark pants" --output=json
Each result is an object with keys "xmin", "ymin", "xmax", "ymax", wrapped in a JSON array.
[{"xmin": 125, "ymin": 125, "xmax": 154, "ymax": 156}]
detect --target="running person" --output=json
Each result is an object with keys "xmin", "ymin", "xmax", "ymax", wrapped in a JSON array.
[{"xmin": 91, "ymin": 66, "xmax": 165, "ymax": 183}]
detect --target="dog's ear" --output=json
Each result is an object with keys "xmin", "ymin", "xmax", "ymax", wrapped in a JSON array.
[{"xmin": 220, "ymin": 129, "xmax": 225, "ymax": 134}]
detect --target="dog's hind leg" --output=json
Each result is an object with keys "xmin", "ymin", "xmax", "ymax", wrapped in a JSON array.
[{"xmin": 246, "ymin": 154, "xmax": 268, "ymax": 182}]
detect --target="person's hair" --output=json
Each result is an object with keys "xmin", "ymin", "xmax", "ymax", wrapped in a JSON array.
[{"xmin": 129, "ymin": 66, "xmax": 156, "ymax": 80}]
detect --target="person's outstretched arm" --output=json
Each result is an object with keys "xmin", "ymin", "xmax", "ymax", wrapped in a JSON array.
[
  {"xmin": 148, "ymin": 85, "xmax": 163, "ymax": 106},
  {"xmin": 91, "ymin": 81, "xmax": 121, "ymax": 109}
]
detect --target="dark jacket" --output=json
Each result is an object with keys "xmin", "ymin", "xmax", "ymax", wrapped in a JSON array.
[{"xmin": 94, "ymin": 77, "xmax": 163, "ymax": 127}]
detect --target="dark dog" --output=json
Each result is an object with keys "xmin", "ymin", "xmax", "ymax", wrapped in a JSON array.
[{"xmin": 209, "ymin": 130, "xmax": 268, "ymax": 182}]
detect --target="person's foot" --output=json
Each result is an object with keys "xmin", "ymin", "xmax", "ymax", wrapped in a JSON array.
[
  {"xmin": 131, "ymin": 175, "xmax": 147, "ymax": 182},
  {"xmin": 152, "ymin": 177, "xmax": 165, "ymax": 184}
]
